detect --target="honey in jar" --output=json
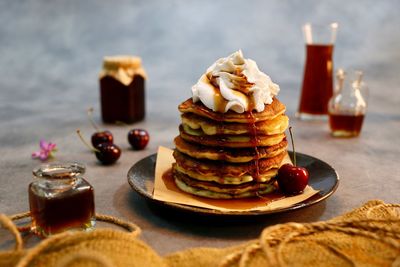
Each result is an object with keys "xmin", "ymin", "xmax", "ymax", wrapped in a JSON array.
[
  {"xmin": 99, "ymin": 55, "xmax": 147, "ymax": 124},
  {"xmin": 29, "ymin": 162, "xmax": 95, "ymax": 237}
]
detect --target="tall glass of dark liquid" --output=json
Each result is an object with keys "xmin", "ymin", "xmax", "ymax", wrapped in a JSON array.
[{"xmin": 297, "ymin": 23, "xmax": 339, "ymax": 120}]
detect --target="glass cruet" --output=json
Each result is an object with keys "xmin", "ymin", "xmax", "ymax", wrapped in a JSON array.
[{"xmin": 328, "ymin": 69, "xmax": 368, "ymax": 137}]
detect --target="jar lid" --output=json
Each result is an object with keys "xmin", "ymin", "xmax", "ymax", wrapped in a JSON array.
[
  {"xmin": 33, "ymin": 162, "xmax": 85, "ymax": 180},
  {"xmin": 100, "ymin": 55, "xmax": 147, "ymax": 85},
  {"xmin": 103, "ymin": 56, "xmax": 142, "ymax": 71}
]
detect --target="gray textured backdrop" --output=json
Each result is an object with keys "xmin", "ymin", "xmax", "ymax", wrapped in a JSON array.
[{"xmin": 1, "ymin": 0, "xmax": 399, "ymax": 255}]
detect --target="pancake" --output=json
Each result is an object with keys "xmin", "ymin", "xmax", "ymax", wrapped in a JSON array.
[
  {"xmin": 173, "ymin": 150, "xmax": 285, "ymax": 184},
  {"xmin": 175, "ymin": 170, "xmax": 274, "ymax": 194},
  {"xmin": 181, "ymin": 113, "xmax": 289, "ymax": 136},
  {"xmin": 178, "ymin": 97, "xmax": 286, "ymax": 123},
  {"xmin": 174, "ymin": 136, "xmax": 288, "ymax": 163},
  {"xmin": 173, "ymin": 72, "xmax": 288, "ymax": 199},
  {"xmin": 174, "ymin": 164, "xmax": 278, "ymax": 185},
  {"xmin": 174, "ymin": 170, "xmax": 277, "ymax": 199},
  {"xmin": 180, "ymin": 125, "xmax": 286, "ymax": 148}
]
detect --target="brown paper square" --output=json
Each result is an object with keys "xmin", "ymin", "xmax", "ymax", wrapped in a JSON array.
[{"xmin": 153, "ymin": 146, "xmax": 318, "ymax": 212}]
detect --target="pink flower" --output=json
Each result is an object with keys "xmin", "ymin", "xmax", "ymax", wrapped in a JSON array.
[{"xmin": 32, "ymin": 140, "xmax": 57, "ymax": 161}]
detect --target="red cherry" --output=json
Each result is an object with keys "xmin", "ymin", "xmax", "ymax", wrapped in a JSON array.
[
  {"xmin": 128, "ymin": 129, "xmax": 149, "ymax": 150},
  {"xmin": 277, "ymin": 163, "xmax": 309, "ymax": 195},
  {"xmin": 91, "ymin": 130, "xmax": 113, "ymax": 148},
  {"xmin": 87, "ymin": 107, "xmax": 114, "ymax": 148},
  {"xmin": 276, "ymin": 126, "xmax": 309, "ymax": 195},
  {"xmin": 77, "ymin": 129, "xmax": 120, "ymax": 165},
  {"xmin": 95, "ymin": 143, "xmax": 121, "ymax": 165}
]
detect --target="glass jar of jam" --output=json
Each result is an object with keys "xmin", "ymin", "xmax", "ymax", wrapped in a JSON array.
[
  {"xmin": 99, "ymin": 55, "xmax": 147, "ymax": 124},
  {"xmin": 29, "ymin": 162, "xmax": 95, "ymax": 237}
]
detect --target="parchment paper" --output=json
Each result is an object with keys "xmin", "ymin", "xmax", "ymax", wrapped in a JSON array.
[{"xmin": 153, "ymin": 146, "xmax": 319, "ymax": 212}]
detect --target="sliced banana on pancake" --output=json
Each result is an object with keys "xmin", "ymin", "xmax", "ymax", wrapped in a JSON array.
[
  {"xmin": 181, "ymin": 113, "xmax": 289, "ymax": 136},
  {"xmin": 174, "ymin": 174, "xmax": 276, "ymax": 199},
  {"xmin": 178, "ymin": 97, "xmax": 286, "ymax": 123},
  {"xmin": 173, "ymin": 150, "xmax": 285, "ymax": 184},
  {"xmin": 174, "ymin": 164, "xmax": 278, "ymax": 185},
  {"xmin": 180, "ymin": 125, "xmax": 286, "ymax": 148},
  {"xmin": 174, "ymin": 136, "xmax": 288, "ymax": 163}
]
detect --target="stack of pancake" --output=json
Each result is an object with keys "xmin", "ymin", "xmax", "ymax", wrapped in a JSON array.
[{"xmin": 172, "ymin": 97, "xmax": 289, "ymax": 199}]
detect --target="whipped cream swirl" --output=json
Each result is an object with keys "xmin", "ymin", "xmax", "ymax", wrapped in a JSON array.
[{"xmin": 191, "ymin": 50, "xmax": 280, "ymax": 113}]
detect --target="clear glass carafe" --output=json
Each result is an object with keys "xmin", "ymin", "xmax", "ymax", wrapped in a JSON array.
[
  {"xmin": 297, "ymin": 22, "xmax": 339, "ymax": 120},
  {"xmin": 328, "ymin": 69, "xmax": 367, "ymax": 137},
  {"xmin": 29, "ymin": 162, "xmax": 95, "ymax": 237}
]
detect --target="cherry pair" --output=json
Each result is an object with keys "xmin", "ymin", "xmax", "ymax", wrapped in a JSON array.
[
  {"xmin": 90, "ymin": 130, "xmax": 121, "ymax": 165},
  {"xmin": 77, "ymin": 129, "xmax": 121, "ymax": 165}
]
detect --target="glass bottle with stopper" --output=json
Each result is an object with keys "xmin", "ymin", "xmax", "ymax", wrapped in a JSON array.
[
  {"xmin": 29, "ymin": 162, "xmax": 95, "ymax": 237},
  {"xmin": 328, "ymin": 69, "xmax": 367, "ymax": 137}
]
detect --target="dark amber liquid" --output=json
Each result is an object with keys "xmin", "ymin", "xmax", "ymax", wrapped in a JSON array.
[
  {"xmin": 29, "ymin": 181, "xmax": 95, "ymax": 236},
  {"xmin": 299, "ymin": 44, "xmax": 334, "ymax": 115},
  {"xmin": 247, "ymin": 111, "xmax": 261, "ymax": 181},
  {"xmin": 329, "ymin": 114, "xmax": 365, "ymax": 137},
  {"xmin": 100, "ymin": 75, "xmax": 145, "ymax": 124}
]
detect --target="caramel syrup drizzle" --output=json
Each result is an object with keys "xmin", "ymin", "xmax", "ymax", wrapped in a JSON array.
[
  {"xmin": 247, "ymin": 109, "xmax": 261, "ymax": 182},
  {"xmin": 204, "ymin": 73, "xmax": 261, "ymax": 186}
]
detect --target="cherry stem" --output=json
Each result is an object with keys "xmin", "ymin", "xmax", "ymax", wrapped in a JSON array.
[
  {"xmin": 76, "ymin": 129, "xmax": 100, "ymax": 153},
  {"xmin": 87, "ymin": 108, "xmax": 100, "ymax": 132},
  {"xmin": 115, "ymin": 120, "xmax": 129, "ymax": 126},
  {"xmin": 288, "ymin": 126, "xmax": 296, "ymax": 166}
]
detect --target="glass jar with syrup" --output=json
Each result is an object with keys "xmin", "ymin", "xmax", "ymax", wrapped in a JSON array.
[
  {"xmin": 29, "ymin": 162, "xmax": 95, "ymax": 237},
  {"xmin": 297, "ymin": 22, "xmax": 339, "ymax": 120},
  {"xmin": 328, "ymin": 69, "xmax": 368, "ymax": 137}
]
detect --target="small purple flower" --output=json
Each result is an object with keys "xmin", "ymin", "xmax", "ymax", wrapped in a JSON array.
[{"xmin": 32, "ymin": 140, "xmax": 57, "ymax": 161}]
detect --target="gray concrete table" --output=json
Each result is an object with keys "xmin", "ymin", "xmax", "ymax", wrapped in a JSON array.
[{"xmin": 0, "ymin": 0, "xmax": 399, "ymax": 255}]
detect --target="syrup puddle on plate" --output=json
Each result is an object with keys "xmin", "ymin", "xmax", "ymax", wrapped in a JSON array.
[{"xmin": 162, "ymin": 168, "xmax": 285, "ymax": 210}]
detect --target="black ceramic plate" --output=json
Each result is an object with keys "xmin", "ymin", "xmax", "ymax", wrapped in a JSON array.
[{"xmin": 127, "ymin": 152, "xmax": 339, "ymax": 216}]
